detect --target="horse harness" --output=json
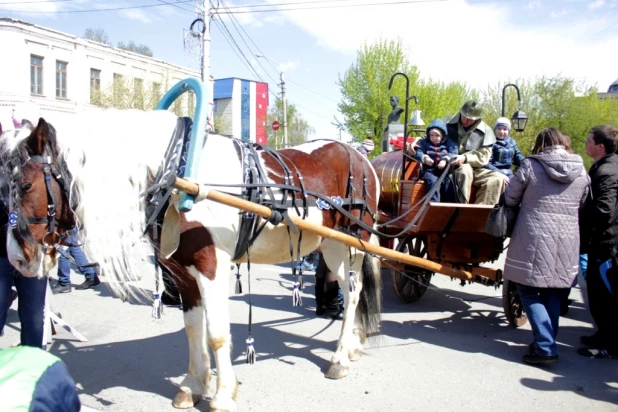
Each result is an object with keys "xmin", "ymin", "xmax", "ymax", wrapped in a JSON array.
[{"xmin": 20, "ymin": 150, "xmax": 75, "ymax": 251}]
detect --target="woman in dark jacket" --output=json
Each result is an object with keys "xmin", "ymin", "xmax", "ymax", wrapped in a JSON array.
[{"xmin": 503, "ymin": 128, "xmax": 589, "ymax": 364}]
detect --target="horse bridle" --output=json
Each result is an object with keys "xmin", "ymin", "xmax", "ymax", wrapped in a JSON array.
[{"xmin": 21, "ymin": 151, "xmax": 75, "ymax": 251}]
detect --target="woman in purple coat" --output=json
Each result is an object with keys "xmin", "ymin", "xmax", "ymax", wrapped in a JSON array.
[{"xmin": 503, "ymin": 128, "xmax": 589, "ymax": 364}]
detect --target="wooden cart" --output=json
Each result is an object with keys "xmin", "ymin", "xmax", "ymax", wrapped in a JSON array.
[{"xmin": 372, "ymin": 150, "xmax": 527, "ymax": 327}]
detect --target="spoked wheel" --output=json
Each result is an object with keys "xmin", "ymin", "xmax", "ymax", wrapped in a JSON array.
[
  {"xmin": 502, "ymin": 279, "xmax": 528, "ymax": 328},
  {"xmin": 391, "ymin": 235, "xmax": 434, "ymax": 303}
]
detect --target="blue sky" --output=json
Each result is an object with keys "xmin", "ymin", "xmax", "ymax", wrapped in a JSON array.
[{"xmin": 2, "ymin": 0, "xmax": 617, "ymax": 141}]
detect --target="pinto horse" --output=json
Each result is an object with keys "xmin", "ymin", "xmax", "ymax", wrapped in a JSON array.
[{"xmin": 0, "ymin": 111, "xmax": 382, "ymax": 412}]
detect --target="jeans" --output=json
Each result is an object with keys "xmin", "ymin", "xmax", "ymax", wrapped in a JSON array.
[
  {"xmin": 0, "ymin": 257, "xmax": 47, "ymax": 348},
  {"xmin": 517, "ymin": 283, "xmax": 570, "ymax": 356},
  {"xmin": 423, "ymin": 168, "xmax": 453, "ymax": 202},
  {"xmin": 57, "ymin": 232, "xmax": 96, "ymax": 285},
  {"xmin": 585, "ymin": 255, "xmax": 618, "ymax": 348}
]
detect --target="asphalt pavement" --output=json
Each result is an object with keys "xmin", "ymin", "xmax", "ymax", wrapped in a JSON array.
[{"xmin": 1, "ymin": 256, "xmax": 617, "ymax": 412}]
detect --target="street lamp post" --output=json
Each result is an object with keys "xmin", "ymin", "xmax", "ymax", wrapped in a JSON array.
[
  {"xmin": 256, "ymin": 54, "xmax": 288, "ymax": 148},
  {"xmin": 501, "ymin": 83, "xmax": 529, "ymax": 133}
]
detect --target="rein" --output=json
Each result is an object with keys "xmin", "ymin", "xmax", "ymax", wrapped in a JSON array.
[{"xmin": 19, "ymin": 149, "xmax": 74, "ymax": 251}]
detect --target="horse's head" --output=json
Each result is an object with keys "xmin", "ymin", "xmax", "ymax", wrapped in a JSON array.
[{"xmin": 2, "ymin": 117, "xmax": 77, "ymax": 277}]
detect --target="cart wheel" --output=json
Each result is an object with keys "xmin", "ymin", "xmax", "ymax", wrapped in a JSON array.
[
  {"xmin": 391, "ymin": 235, "xmax": 433, "ymax": 303},
  {"xmin": 502, "ymin": 279, "xmax": 528, "ymax": 328}
]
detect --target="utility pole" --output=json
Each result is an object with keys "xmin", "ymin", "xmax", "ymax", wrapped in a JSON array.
[
  {"xmin": 280, "ymin": 71, "xmax": 288, "ymax": 148},
  {"xmin": 200, "ymin": 0, "xmax": 213, "ymax": 127}
]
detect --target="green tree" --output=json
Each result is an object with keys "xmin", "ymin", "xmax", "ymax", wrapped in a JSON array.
[
  {"xmin": 118, "ymin": 40, "xmax": 154, "ymax": 57},
  {"xmin": 338, "ymin": 38, "xmax": 471, "ymax": 157},
  {"xmin": 83, "ymin": 28, "xmax": 111, "ymax": 45},
  {"xmin": 338, "ymin": 38, "xmax": 416, "ymax": 144},
  {"xmin": 267, "ymin": 98, "xmax": 314, "ymax": 148},
  {"xmin": 481, "ymin": 76, "xmax": 618, "ymax": 168}
]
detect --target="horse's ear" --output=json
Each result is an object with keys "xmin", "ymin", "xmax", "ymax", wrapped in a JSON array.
[{"xmin": 26, "ymin": 117, "xmax": 49, "ymax": 155}]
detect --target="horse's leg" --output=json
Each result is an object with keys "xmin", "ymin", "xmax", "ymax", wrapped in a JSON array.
[
  {"xmin": 188, "ymin": 248, "xmax": 238, "ymax": 412},
  {"xmin": 321, "ymin": 240, "xmax": 365, "ymax": 379},
  {"xmin": 169, "ymin": 267, "xmax": 211, "ymax": 408}
]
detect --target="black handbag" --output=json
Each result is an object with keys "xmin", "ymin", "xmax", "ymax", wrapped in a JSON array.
[{"xmin": 485, "ymin": 195, "xmax": 519, "ymax": 238}]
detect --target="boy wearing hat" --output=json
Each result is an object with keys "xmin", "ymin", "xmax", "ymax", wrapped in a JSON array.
[
  {"xmin": 357, "ymin": 138, "xmax": 375, "ymax": 157},
  {"xmin": 485, "ymin": 117, "xmax": 525, "ymax": 178},
  {"xmin": 415, "ymin": 118, "xmax": 457, "ymax": 201}
]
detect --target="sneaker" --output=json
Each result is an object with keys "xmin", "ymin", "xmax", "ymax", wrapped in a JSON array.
[
  {"xmin": 75, "ymin": 277, "xmax": 101, "ymax": 290},
  {"xmin": 522, "ymin": 352, "xmax": 558, "ymax": 365},
  {"xmin": 577, "ymin": 347, "xmax": 618, "ymax": 359},
  {"xmin": 51, "ymin": 283, "xmax": 72, "ymax": 294}
]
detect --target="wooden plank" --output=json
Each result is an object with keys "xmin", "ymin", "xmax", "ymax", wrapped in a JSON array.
[
  {"xmin": 172, "ymin": 177, "xmax": 476, "ymax": 281},
  {"xmin": 415, "ymin": 203, "xmax": 494, "ymax": 233}
]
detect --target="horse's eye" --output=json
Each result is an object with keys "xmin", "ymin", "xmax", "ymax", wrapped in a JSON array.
[{"xmin": 21, "ymin": 183, "xmax": 32, "ymax": 192}]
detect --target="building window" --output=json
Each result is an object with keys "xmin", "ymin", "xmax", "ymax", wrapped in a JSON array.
[
  {"xmin": 90, "ymin": 69, "xmax": 101, "ymax": 105},
  {"xmin": 133, "ymin": 78, "xmax": 143, "ymax": 93},
  {"xmin": 113, "ymin": 73, "xmax": 124, "ymax": 100},
  {"xmin": 30, "ymin": 55, "xmax": 43, "ymax": 95},
  {"xmin": 90, "ymin": 69, "xmax": 101, "ymax": 91},
  {"xmin": 55, "ymin": 61, "xmax": 67, "ymax": 99}
]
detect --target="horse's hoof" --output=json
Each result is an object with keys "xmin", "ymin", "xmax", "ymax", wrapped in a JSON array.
[
  {"xmin": 172, "ymin": 390, "xmax": 201, "ymax": 409},
  {"xmin": 349, "ymin": 348, "xmax": 362, "ymax": 361},
  {"xmin": 210, "ymin": 397, "xmax": 238, "ymax": 412},
  {"xmin": 325, "ymin": 363, "xmax": 349, "ymax": 379}
]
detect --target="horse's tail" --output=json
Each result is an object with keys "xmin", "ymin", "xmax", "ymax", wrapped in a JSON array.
[{"xmin": 356, "ymin": 234, "xmax": 382, "ymax": 343}]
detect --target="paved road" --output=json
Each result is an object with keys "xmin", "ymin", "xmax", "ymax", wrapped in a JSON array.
[{"xmin": 2, "ymin": 257, "xmax": 617, "ymax": 412}]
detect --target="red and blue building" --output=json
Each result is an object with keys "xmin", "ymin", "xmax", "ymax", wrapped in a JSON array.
[{"xmin": 213, "ymin": 78, "xmax": 269, "ymax": 144}]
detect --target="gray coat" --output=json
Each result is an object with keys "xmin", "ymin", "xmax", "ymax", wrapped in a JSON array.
[{"xmin": 503, "ymin": 146, "xmax": 589, "ymax": 288}]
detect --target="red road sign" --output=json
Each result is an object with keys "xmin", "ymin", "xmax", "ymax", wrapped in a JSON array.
[{"xmin": 272, "ymin": 120, "xmax": 280, "ymax": 131}]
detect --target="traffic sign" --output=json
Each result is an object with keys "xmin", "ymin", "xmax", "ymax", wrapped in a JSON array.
[{"xmin": 272, "ymin": 120, "xmax": 280, "ymax": 131}]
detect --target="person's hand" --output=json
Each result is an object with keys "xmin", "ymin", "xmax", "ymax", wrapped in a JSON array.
[
  {"xmin": 450, "ymin": 155, "xmax": 466, "ymax": 166},
  {"xmin": 405, "ymin": 142, "xmax": 416, "ymax": 156},
  {"xmin": 423, "ymin": 155, "xmax": 434, "ymax": 167},
  {"xmin": 438, "ymin": 160, "xmax": 447, "ymax": 169}
]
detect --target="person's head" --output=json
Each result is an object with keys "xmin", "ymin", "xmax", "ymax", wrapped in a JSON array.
[
  {"xmin": 494, "ymin": 117, "xmax": 511, "ymax": 140},
  {"xmin": 586, "ymin": 124, "xmax": 618, "ymax": 161},
  {"xmin": 459, "ymin": 100, "xmax": 482, "ymax": 128},
  {"xmin": 426, "ymin": 118, "xmax": 447, "ymax": 145},
  {"xmin": 531, "ymin": 128, "xmax": 570, "ymax": 154},
  {"xmin": 362, "ymin": 138, "xmax": 375, "ymax": 153},
  {"xmin": 390, "ymin": 95, "xmax": 399, "ymax": 108}
]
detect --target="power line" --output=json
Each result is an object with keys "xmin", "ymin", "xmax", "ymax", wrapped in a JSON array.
[
  {"xmin": 0, "ymin": 0, "xmax": 195, "ymax": 13},
  {"xmin": 156, "ymin": 0, "xmax": 196, "ymax": 14},
  {"xmin": 0, "ymin": 0, "xmax": 74, "ymax": 4},
  {"xmin": 217, "ymin": 0, "xmax": 514, "ymax": 14},
  {"xmin": 216, "ymin": 0, "xmax": 279, "ymax": 86},
  {"xmin": 212, "ymin": 14, "xmax": 264, "ymax": 82},
  {"xmin": 287, "ymin": 77, "xmax": 339, "ymax": 103},
  {"xmin": 224, "ymin": 0, "xmax": 354, "ymax": 9}
]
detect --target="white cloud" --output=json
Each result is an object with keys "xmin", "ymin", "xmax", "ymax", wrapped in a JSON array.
[
  {"xmin": 120, "ymin": 9, "xmax": 153, "ymax": 24},
  {"xmin": 588, "ymin": 0, "xmax": 605, "ymax": 9},
  {"xmin": 280, "ymin": 0, "xmax": 617, "ymax": 92},
  {"xmin": 527, "ymin": 0, "xmax": 542, "ymax": 9},
  {"xmin": 0, "ymin": 0, "xmax": 62, "ymax": 14},
  {"xmin": 550, "ymin": 8, "xmax": 571, "ymax": 18},
  {"xmin": 279, "ymin": 59, "xmax": 300, "ymax": 72}
]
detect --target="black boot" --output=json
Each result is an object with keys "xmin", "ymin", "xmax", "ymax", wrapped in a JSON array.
[
  {"xmin": 325, "ymin": 281, "xmax": 343, "ymax": 320},
  {"xmin": 314, "ymin": 272, "xmax": 326, "ymax": 316}
]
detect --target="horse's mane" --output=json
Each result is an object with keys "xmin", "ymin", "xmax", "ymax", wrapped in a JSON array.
[{"xmin": 55, "ymin": 109, "xmax": 179, "ymax": 300}]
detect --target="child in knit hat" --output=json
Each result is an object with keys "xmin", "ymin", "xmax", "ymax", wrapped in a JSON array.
[
  {"xmin": 414, "ymin": 118, "xmax": 458, "ymax": 202},
  {"xmin": 485, "ymin": 117, "xmax": 525, "ymax": 179}
]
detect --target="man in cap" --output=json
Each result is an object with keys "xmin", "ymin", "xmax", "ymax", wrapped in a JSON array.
[{"xmin": 447, "ymin": 100, "xmax": 508, "ymax": 204}]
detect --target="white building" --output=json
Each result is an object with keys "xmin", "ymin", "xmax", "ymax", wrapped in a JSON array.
[{"xmin": 0, "ymin": 18, "xmax": 199, "ymax": 127}]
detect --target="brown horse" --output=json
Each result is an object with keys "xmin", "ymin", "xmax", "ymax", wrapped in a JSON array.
[{"xmin": 1, "ymin": 112, "xmax": 382, "ymax": 412}]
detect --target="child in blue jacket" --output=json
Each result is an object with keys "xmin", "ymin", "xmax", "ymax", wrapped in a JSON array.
[
  {"xmin": 485, "ymin": 117, "xmax": 525, "ymax": 178},
  {"xmin": 415, "ymin": 118, "xmax": 458, "ymax": 202}
]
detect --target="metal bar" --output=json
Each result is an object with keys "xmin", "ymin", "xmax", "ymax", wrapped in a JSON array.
[{"xmin": 156, "ymin": 77, "xmax": 209, "ymax": 213}]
